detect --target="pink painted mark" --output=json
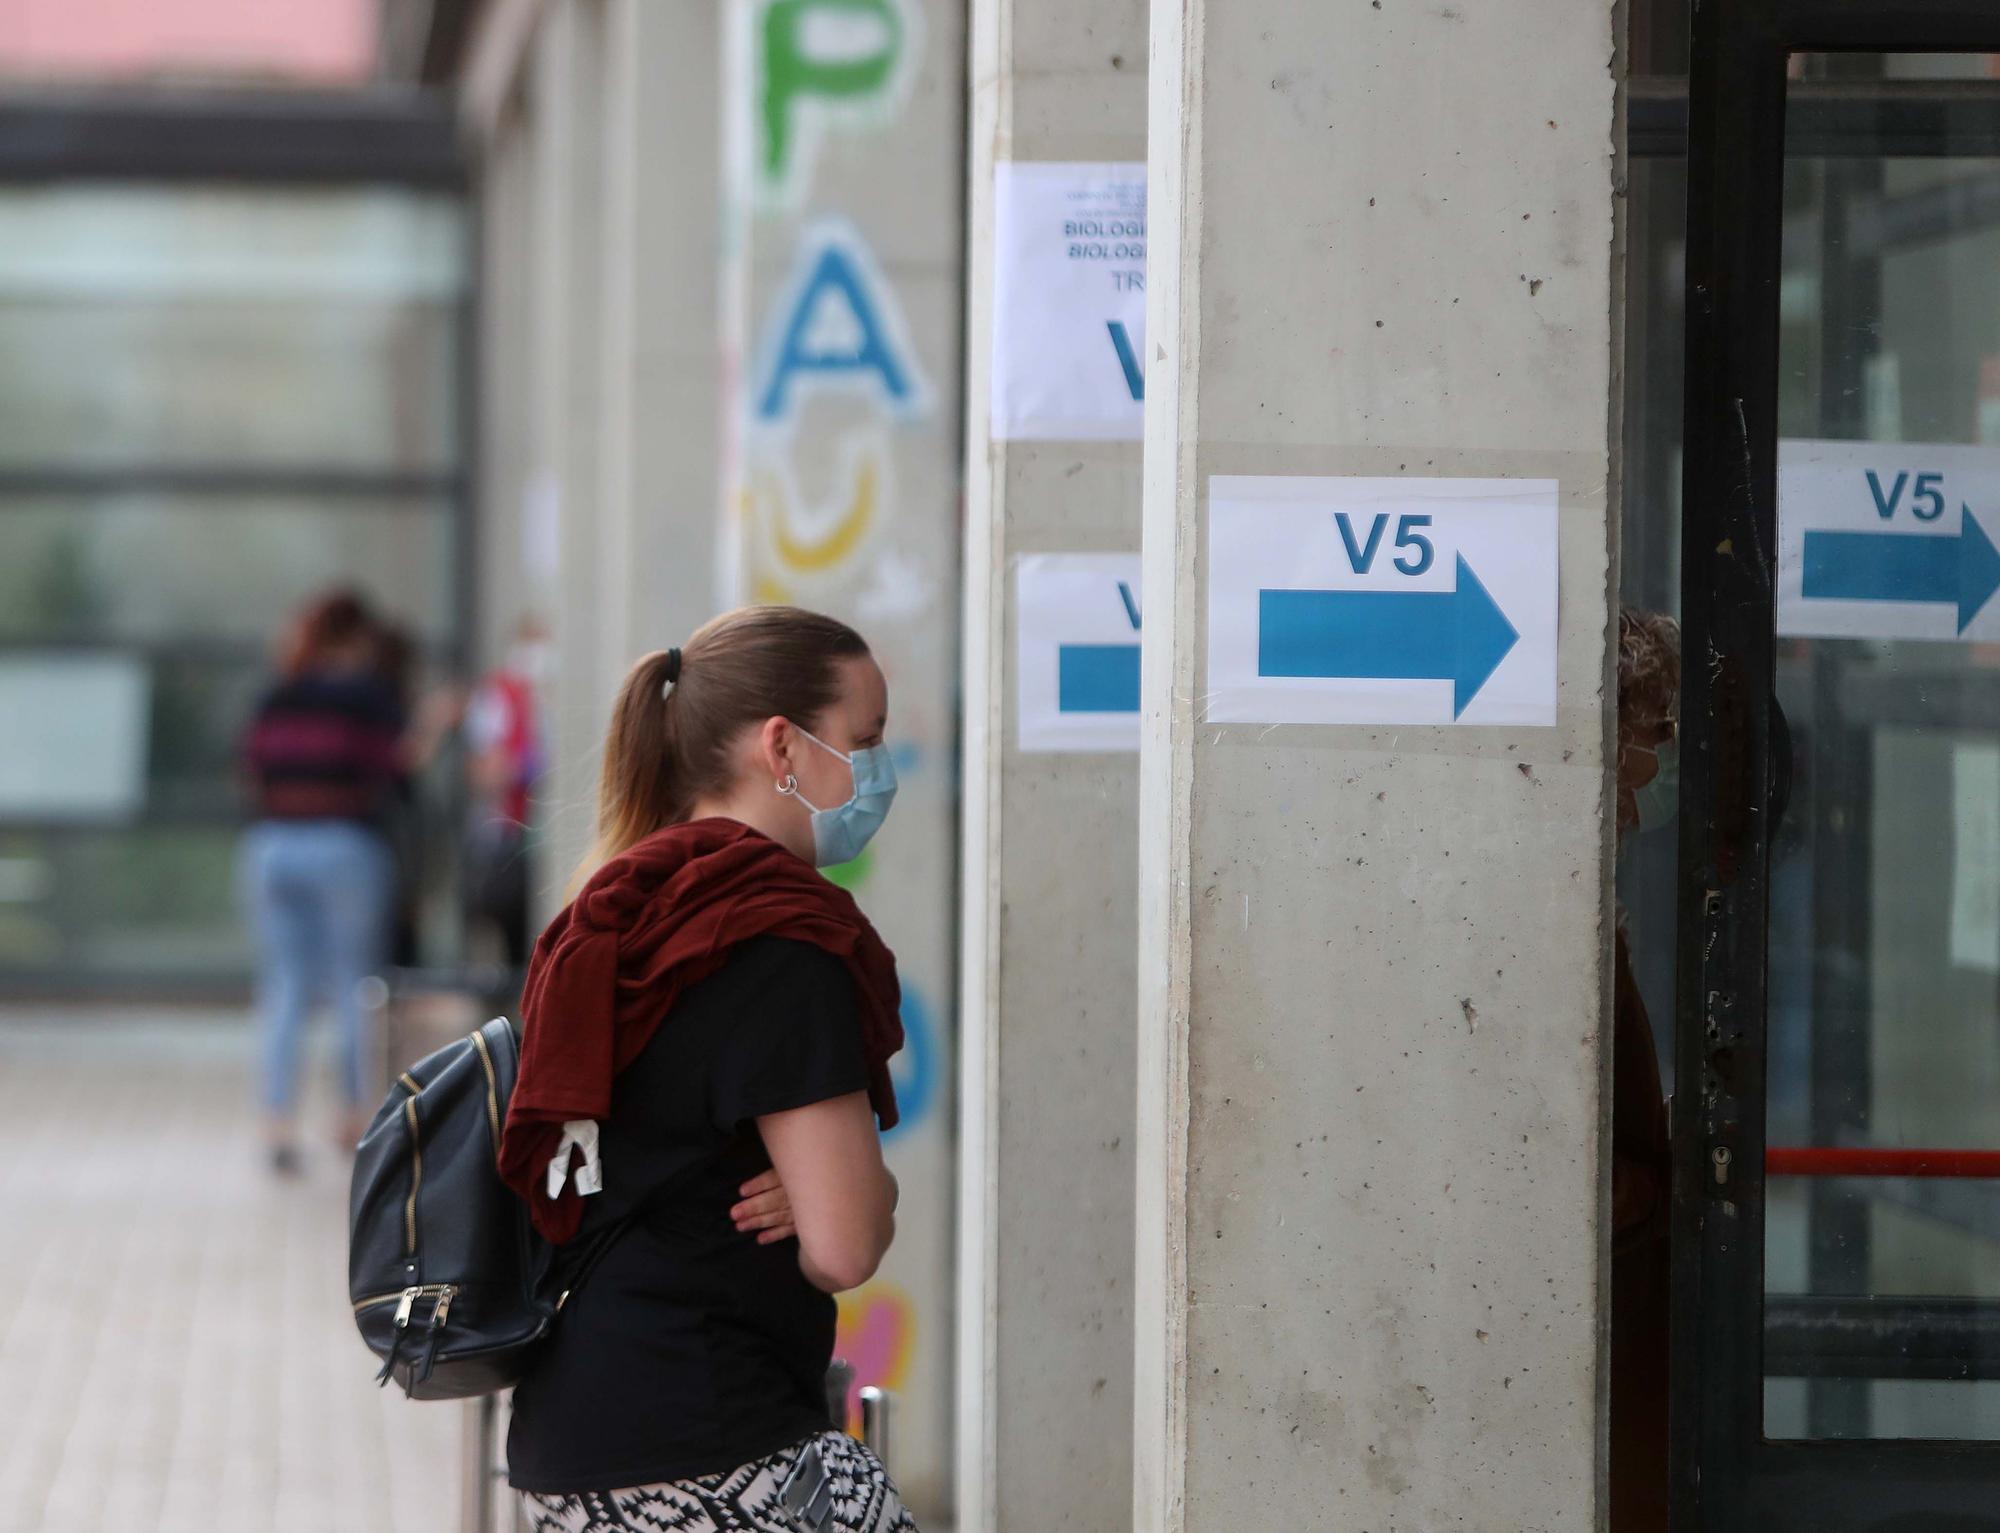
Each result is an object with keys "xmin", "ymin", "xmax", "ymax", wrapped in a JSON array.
[
  {"xmin": 832, "ymin": 1283, "xmax": 915, "ymax": 1435},
  {"xmin": 0, "ymin": 0, "xmax": 377, "ymax": 84}
]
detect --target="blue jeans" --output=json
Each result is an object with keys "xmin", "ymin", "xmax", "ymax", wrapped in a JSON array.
[{"xmin": 239, "ymin": 819, "xmax": 395, "ymax": 1115}]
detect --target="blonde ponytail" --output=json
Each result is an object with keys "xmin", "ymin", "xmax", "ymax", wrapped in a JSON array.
[{"xmin": 569, "ymin": 606, "xmax": 869, "ymax": 892}]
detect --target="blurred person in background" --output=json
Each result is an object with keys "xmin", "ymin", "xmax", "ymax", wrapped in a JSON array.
[
  {"xmin": 238, "ymin": 589, "xmax": 459, "ymax": 1175},
  {"xmin": 462, "ymin": 614, "xmax": 549, "ymax": 967},
  {"xmin": 1610, "ymin": 605, "xmax": 1678, "ymax": 1533}
]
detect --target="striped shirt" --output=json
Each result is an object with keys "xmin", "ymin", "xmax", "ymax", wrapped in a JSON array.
[{"xmin": 241, "ymin": 670, "xmax": 406, "ymax": 825}]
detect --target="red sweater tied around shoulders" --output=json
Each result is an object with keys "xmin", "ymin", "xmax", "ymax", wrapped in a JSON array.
[{"xmin": 498, "ymin": 818, "xmax": 902, "ymax": 1244}]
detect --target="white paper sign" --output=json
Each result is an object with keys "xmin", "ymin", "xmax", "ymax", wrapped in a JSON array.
[
  {"xmin": 1778, "ymin": 439, "xmax": 2000, "ymax": 642},
  {"xmin": 1016, "ymin": 553, "xmax": 1143, "ymax": 752},
  {"xmin": 1206, "ymin": 476, "xmax": 1559, "ymax": 726},
  {"xmin": 0, "ymin": 652, "xmax": 151, "ymax": 817},
  {"xmin": 991, "ymin": 162, "xmax": 1146, "ymax": 442}
]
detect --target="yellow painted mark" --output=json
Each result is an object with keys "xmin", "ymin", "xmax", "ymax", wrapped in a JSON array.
[{"xmin": 758, "ymin": 454, "xmax": 878, "ymax": 573}]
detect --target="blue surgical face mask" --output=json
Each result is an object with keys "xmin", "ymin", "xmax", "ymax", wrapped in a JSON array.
[
  {"xmin": 781, "ymin": 725, "xmax": 898, "ymax": 867},
  {"xmin": 1634, "ymin": 736, "xmax": 1679, "ymax": 833}
]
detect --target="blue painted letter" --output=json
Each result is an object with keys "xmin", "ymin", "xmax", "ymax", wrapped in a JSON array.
[{"xmin": 758, "ymin": 235, "xmax": 920, "ymax": 420}]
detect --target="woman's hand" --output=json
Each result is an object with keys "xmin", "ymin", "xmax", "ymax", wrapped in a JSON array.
[
  {"xmin": 731, "ymin": 1168, "xmax": 798, "ymax": 1245},
  {"xmin": 757, "ymin": 1092, "xmax": 896, "ymax": 1292}
]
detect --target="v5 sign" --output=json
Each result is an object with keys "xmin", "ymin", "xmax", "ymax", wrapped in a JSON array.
[
  {"xmin": 1205, "ymin": 475, "xmax": 1559, "ymax": 727},
  {"xmin": 1778, "ymin": 439, "xmax": 2000, "ymax": 642}
]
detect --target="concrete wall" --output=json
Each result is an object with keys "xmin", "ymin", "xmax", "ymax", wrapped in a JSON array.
[
  {"xmin": 718, "ymin": 0, "xmax": 965, "ymax": 1515},
  {"xmin": 471, "ymin": 6, "xmax": 949, "ymax": 1502},
  {"xmin": 526, "ymin": 0, "xmax": 608, "ymax": 905},
  {"xmin": 1134, "ymin": 2, "xmax": 1623, "ymax": 1528},
  {"xmin": 476, "ymin": 4, "xmax": 961, "ymax": 1506},
  {"xmin": 483, "ymin": 0, "xmax": 723, "ymax": 916},
  {"xmin": 474, "ymin": 99, "xmax": 536, "ymax": 672},
  {"xmin": 957, "ymin": 1, "xmax": 1148, "ymax": 1529},
  {"xmin": 595, "ymin": 0, "xmax": 723, "ymax": 699}
]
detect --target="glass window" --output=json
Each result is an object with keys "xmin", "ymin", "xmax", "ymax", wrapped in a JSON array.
[
  {"xmin": 0, "ymin": 184, "xmax": 463, "ymax": 472},
  {"xmin": 0, "ymin": 178, "xmax": 469, "ymax": 994},
  {"xmin": 0, "ymin": 495, "xmax": 457, "ymax": 644},
  {"xmin": 0, "ymin": 826, "xmax": 251, "ymax": 978},
  {"xmin": 1762, "ymin": 52, "xmax": 2000, "ymax": 1442},
  {"xmin": 1630, "ymin": 0, "xmax": 1690, "ymax": 77}
]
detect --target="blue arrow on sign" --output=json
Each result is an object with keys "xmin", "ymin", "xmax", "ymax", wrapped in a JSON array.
[
  {"xmin": 1059, "ymin": 644, "xmax": 1141, "ymax": 713},
  {"xmin": 1801, "ymin": 504, "xmax": 2000, "ymax": 633},
  {"xmin": 1258, "ymin": 554, "xmax": 1520, "ymax": 719}
]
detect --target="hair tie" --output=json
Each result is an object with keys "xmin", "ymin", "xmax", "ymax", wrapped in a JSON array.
[{"xmin": 660, "ymin": 646, "xmax": 683, "ymax": 699}]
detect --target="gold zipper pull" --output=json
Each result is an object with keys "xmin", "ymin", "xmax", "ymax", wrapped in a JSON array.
[{"xmin": 394, "ymin": 1286, "xmax": 422, "ymax": 1327}]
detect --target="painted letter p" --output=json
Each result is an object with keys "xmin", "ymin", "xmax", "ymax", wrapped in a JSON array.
[{"xmin": 761, "ymin": 0, "xmax": 905, "ymax": 186}]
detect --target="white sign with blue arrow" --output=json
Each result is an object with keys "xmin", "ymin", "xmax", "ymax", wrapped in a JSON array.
[
  {"xmin": 1778, "ymin": 439, "xmax": 2000, "ymax": 643},
  {"xmin": 1016, "ymin": 552, "xmax": 1144, "ymax": 752},
  {"xmin": 1206, "ymin": 476, "xmax": 1559, "ymax": 727}
]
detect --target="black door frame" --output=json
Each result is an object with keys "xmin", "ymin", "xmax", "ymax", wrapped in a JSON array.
[{"xmin": 1675, "ymin": 3, "xmax": 2000, "ymax": 1528}]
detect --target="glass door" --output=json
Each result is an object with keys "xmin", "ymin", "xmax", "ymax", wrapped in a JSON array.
[{"xmin": 1679, "ymin": 5, "xmax": 2000, "ymax": 1529}]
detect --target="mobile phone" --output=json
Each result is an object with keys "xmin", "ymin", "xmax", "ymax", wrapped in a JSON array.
[{"xmin": 777, "ymin": 1439, "xmax": 836, "ymax": 1532}]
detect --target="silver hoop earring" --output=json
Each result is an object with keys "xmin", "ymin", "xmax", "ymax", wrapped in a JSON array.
[{"xmin": 777, "ymin": 774, "xmax": 799, "ymax": 797}]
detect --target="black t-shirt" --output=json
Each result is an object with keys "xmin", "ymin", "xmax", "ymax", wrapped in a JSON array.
[{"xmin": 506, "ymin": 936, "xmax": 871, "ymax": 1493}]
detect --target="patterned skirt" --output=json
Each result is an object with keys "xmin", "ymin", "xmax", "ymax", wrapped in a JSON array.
[{"xmin": 520, "ymin": 1431, "xmax": 919, "ymax": 1533}]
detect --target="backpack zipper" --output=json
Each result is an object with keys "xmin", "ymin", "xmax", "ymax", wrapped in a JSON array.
[
  {"xmin": 364, "ymin": 1283, "xmax": 457, "ymax": 1388},
  {"xmin": 467, "ymin": 1027, "xmax": 502, "ymax": 1146},
  {"xmin": 366, "ymin": 1034, "xmax": 495, "ymax": 1387},
  {"xmin": 416, "ymin": 1284, "xmax": 455, "ymax": 1381},
  {"xmin": 353, "ymin": 1282, "xmax": 455, "ymax": 1315},
  {"xmin": 401, "ymin": 1094, "xmax": 422, "ymax": 1254}
]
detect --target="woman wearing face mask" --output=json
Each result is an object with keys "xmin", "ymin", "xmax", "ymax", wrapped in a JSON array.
[
  {"xmin": 498, "ymin": 606, "xmax": 917, "ymax": 1533},
  {"xmin": 1609, "ymin": 606, "xmax": 1678, "ymax": 1533}
]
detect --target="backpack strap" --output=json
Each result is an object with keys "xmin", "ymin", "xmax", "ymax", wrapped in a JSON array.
[{"xmin": 550, "ymin": 1211, "xmax": 641, "ymax": 1316}]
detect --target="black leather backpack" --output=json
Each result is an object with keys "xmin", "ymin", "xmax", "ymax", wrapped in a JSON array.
[{"xmin": 348, "ymin": 1018, "xmax": 556, "ymax": 1399}]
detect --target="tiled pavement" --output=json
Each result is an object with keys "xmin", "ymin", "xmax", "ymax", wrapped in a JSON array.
[{"xmin": 0, "ymin": 1010, "xmax": 463, "ymax": 1533}]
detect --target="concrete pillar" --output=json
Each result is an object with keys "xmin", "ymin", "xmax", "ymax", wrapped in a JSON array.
[
  {"xmin": 1134, "ymin": 3, "xmax": 1622, "ymax": 1529},
  {"xmin": 527, "ymin": 0, "xmax": 609, "ymax": 904},
  {"xmin": 595, "ymin": 0, "xmax": 723, "ymax": 669},
  {"xmin": 718, "ymin": 0, "xmax": 965, "ymax": 1516},
  {"xmin": 516, "ymin": 0, "xmax": 723, "ymax": 912},
  {"xmin": 473, "ymin": 101, "xmax": 536, "ymax": 671},
  {"xmin": 957, "ymin": 3, "xmax": 1147, "ymax": 1530}
]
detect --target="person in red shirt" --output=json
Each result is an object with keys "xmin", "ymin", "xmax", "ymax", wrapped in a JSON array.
[{"xmin": 462, "ymin": 615, "xmax": 549, "ymax": 966}]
